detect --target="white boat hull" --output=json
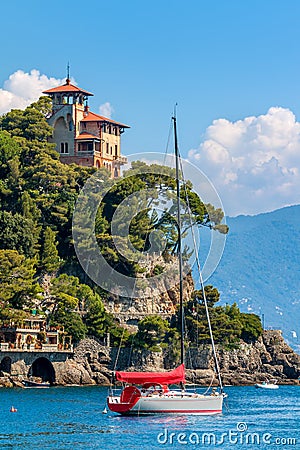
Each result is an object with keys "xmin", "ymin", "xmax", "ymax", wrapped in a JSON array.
[
  {"xmin": 108, "ymin": 392, "xmax": 223, "ymax": 415},
  {"xmin": 255, "ymin": 383, "xmax": 279, "ymax": 389}
]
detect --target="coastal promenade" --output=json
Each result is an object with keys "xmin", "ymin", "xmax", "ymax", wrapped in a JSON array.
[{"xmin": 0, "ymin": 345, "xmax": 74, "ymax": 384}]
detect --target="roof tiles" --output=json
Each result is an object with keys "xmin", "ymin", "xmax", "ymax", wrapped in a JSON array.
[
  {"xmin": 43, "ymin": 81, "xmax": 93, "ymax": 96},
  {"xmin": 81, "ymin": 111, "xmax": 129, "ymax": 128}
]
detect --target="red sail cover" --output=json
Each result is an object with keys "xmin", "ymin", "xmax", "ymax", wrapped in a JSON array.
[{"xmin": 115, "ymin": 364, "xmax": 185, "ymax": 385}]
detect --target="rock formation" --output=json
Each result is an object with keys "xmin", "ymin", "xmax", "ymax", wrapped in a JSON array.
[
  {"xmin": 53, "ymin": 337, "xmax": 111, "ymax": 385},
  {"xmin": 186, "ymin": 330, "xmax": 300, "ymax": 385},
  {"xmin": 109, "ymin": 330, "xmax": 300, "ymax": 386},
  {"xmin": 103, "ymin": 256, "xmax": 194, "ymax": 329},
  {"xmin": 1, "ymin": 330, "xmax": 299, "ymax": 388}
]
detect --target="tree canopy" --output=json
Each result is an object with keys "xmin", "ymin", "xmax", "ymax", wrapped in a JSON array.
[{"xmin": 0, "ymin": 97, "xmax": 260, "ymax": 352}]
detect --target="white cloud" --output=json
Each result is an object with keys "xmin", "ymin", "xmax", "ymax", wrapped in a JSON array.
[
  {"xmin": 0, "ymin": 69, "xmax": 65, "ymax": 115},
  {"xmin": 188, "ymin": 107, "xmax": 300, "ymax": 216},
  {"xmin": 99, "ymin": 102, "xmax": 114, "ymax": 118}
]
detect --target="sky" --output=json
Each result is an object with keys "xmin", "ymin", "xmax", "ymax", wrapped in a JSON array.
[{"xmin": 1, "ymin": 0, "xmax": 300, "ymax": 216}]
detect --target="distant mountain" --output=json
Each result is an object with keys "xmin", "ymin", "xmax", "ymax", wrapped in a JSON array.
[{"xmin": 206, "ymin": 205, "xmax": 300, "ymax": 353}]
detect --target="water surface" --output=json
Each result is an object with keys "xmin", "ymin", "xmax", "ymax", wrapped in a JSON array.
[{"xmin": 0, "ymin": 385, "xmax": 299, "ymax": 449}]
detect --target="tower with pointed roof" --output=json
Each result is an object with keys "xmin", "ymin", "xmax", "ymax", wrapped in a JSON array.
[{"xmin": 43, "ymin": 77, "xmax": 129, "ymax": 176}]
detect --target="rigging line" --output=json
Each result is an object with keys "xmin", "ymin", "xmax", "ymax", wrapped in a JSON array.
[
  {"xmin": 113, "ymin": 194, "xmax": 155, "ymax": 371},
  {"xmin": 127, "ymin": 334, "xmax": 134, "ymax": 367},
  {"xmin": 203, "ymin": 372, "xmax": 215, "ymax": 395},
  {"xmin": 181, "ymin": 169, "xmax": 223, "ymax": 392},
  {"xmin": 173, "ymin": 130, "xmax": 195, "ymax": 384},
  {"xmin": 183, "ymin": 314, "xmax": 197, "ymax": 387},
  {"xmin": 179, "ymin": 156, "xmax": 224, "ymax": 393},
  {"xmin": 173, "ymin": 114, "xmax": 185, "ymax": 368},
  {"xmin": 163, "ymin": 116, "xmax": 173, "ymax": 167},
  {"xmin": 114, "ymin": 157, "xmax": 174, "ymax": 370}
]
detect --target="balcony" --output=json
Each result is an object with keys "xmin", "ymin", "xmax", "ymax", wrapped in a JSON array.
[
  {"xmin": 113, "ymin": 155, "xmax": 128, "ymax": 164},
  {"xmin": 0, "ymin": 342, "xmax": 73, "ymax": 353}
]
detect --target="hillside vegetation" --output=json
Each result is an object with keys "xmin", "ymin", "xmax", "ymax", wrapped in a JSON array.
[{"xmin": 0, "ymin": 98, "xmax": 262, "ymax": 351}]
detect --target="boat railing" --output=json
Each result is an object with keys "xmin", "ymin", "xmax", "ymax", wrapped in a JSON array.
[{"xmin": 109, "ymin": 387, "xmax": 123, "ymax": 396}]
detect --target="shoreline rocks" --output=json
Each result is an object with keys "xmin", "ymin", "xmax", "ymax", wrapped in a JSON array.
[{"xmin": 1, "ymin": 331, "xmax": 299, "ymax": 388}]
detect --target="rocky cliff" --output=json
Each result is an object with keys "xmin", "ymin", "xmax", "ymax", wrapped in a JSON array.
[
  {"xmin": 187, "ymin": 330, "xmax": 300, "ymax": 385},
  {"xmin": 1, "ymin": 331, "xmax": 299, "ymax": 388},
  {"xmin": 103, "ymin": 256, "xmax": 194, "ymax": 328},
  {"xmin": 110, "ymin": 330, "xmax": 300, "ymax": 386}
]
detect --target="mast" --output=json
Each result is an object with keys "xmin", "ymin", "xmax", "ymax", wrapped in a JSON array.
[
  {"xmin": 172, "ymin": 114, "xmax": 224, "ymax": 394},
  {"xmin": 172, "ymin": 114, "xmax": 185, "ymax": 366}
]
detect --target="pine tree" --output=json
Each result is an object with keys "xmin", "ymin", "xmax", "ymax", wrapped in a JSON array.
[{"xmin": 41, "ymin": 227, "xmax": 62, "ymax": 274}]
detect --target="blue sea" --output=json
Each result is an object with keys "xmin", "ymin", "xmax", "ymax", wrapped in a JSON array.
[{"xmin": 0, "ymin": 385, "xmax": 299, "ymax": 449}]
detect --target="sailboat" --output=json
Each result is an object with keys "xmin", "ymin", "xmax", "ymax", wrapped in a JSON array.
[{"xmin": 107, "ymin": 116, "xmax": 226, "ymax": 415}]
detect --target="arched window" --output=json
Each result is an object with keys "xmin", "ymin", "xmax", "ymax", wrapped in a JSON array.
[{"xmin": 60, "ymin": 143, "xmax": 69, "ymax": 154}]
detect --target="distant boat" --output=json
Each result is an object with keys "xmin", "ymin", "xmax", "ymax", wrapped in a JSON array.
[
  {"xmin": 22, "ymin": 379, "xmax": 50, "ymax": 388},
  {"xmin": 255, "ymin": 380, "xmax": 279, "ymax": 390}
]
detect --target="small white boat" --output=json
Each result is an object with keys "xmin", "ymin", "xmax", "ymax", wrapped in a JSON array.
[
  {"xmin": 255, "ymin": 380, "xmax": 279, "ymax": 390},
  {"xmin": 22, "ymin": 379, "xmax": 50, "ymax": 388}
]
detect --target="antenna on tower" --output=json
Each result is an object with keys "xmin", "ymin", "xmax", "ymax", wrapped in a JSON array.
[{"xmin": 66, "ymin": 62, "xmax": 70, "ymax": 84}]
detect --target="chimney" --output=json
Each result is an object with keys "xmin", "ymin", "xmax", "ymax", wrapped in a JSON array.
[{"xmin": 84, "ymin": 104, "xmax": 89, "ymax": 117}]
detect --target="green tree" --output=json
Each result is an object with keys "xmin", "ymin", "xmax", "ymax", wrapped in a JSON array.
[
  {"xmin": 21, "ymin": 191, "xmax": 41, "ymax": 222},
  {"xmin": 56, "ymin": 311, "xmax": 87, "ymax": 343},
  {"xmin": 0, "ymin": 211, "xmax": 39, "ymax": 257},
  {"xmin": 40, "ymin": 227, "xmax": 62, "ymax": 273},
  {"xmin": 183, "ymin": 288, "xmax": 262, "ymax": 348},
  {"xmin": 0, "ymin": 249, "xmax": 39, "ymax": 308},
  {"xmin": 82, "ymin": 286, "xmax": 107, "ymax": 338},
  {"xmin": 0, "ymin": 97, "xmax": 53, "ymax": 141},
  {"xmin": 105, "ymin": 316, "xmax": 132, "ymax": 347},
  {"xmin": 240, "ymin": 313, "xmax": 263, "ymax": 342},
  {"xmin": 48, "ymin": 275, "xmax": 115, "ymax": 343},
  {"xmin": 0, "ymin": 307, "xmax": 29, "ymax": 326},
  {"xmin": 49, "ymin": 275, "xmax": 85, "ymax": 342},
  {"xmin": 95, "ymin": 164, "xmax": 228, "ymax": 279},
  {"xmin": 134, "ymin": 315, "xmax": 171, "ymax": 351},
  {"xmin": 193, "ymin": 285, "xmax": 220, "ymax": 308},
  {"xmin": 50, "ymin": 274, "xmax": 79, "ymax": 299}
]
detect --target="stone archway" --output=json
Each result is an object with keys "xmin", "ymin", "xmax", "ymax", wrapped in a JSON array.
[
  {"xmin": 28, "ymin": 357, "xmax": 56, "ymax": 384},
  {"xmin": 0, "ymin": 356, "xmax": 12, "ymax": 374}
]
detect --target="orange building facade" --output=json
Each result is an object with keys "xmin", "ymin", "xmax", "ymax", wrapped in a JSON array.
[{"xmin": 43, "ymin": 78, "xmax": 129, "ymax": 177}]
